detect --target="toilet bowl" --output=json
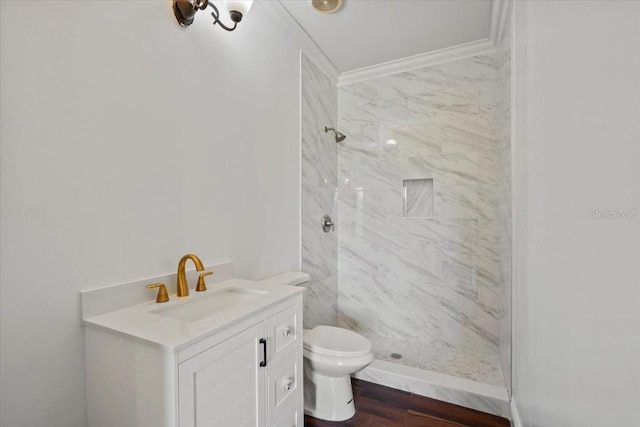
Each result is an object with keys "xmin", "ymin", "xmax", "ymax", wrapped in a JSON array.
[
  {"xmin": 303, "ymin": 325, "xmax": 374, "ymax": 421},
  {"xmin": 259, "ymin": 272, "xmax": 374, "ymax": 422}
]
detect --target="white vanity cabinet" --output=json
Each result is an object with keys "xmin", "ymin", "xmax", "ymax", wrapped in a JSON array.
[
  {"xmin": 177, "ymin": 301, "xmax": 303, "ymax": 427},
  {"xmin": 84, "ymin": 288, "xmax": 303, "ymax": 427}
]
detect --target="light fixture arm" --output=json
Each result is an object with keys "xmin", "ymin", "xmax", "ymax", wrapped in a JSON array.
[
  {"xmin": 173, "ymin": 0, "xmax": 245, "ymax": 31},
  {"xmin": 208, "ymin": 1, "xmax": 240, "ymax": 32}
]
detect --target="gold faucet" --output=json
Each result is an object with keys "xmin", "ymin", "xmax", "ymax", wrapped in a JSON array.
[{"xmin": 176, "ymin": 253, "xmax": 204, "ymax": 297}]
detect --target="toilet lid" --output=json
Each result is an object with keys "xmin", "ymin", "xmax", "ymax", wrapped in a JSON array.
[{"xmin": 303, "ymin": 326, "xmax": 372, "ymax": 358}]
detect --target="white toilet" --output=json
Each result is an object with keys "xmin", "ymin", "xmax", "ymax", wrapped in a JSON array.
[
  {"xmin": 259, "ymin": 272, "xmax": 374, "ymax": 422},
  {"xmin": 303, "ymin": 325, "xmax": 374, "ymax": 421}
]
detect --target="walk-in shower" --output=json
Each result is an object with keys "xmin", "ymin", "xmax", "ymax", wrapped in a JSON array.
[{"xmin": 301, "ymin": 32, "xmax": 513, "ymax": 417}]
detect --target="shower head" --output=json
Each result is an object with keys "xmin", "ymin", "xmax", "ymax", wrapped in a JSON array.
[{"xmin": 325, "ymin": 126, "xmax": 347, "ymax": 143}]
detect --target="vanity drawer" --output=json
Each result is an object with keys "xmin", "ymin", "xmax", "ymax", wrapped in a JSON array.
[
  {"xmin": 266, "ymin": 303, "xmax": 302, "ymax": 365},
  {"xmin": 267, "ymin": 350, "xmax": 303, "ymax": 425},
  {"xmin": 270, "ymin": 398, "xmax": 303, "ymax": 427}
]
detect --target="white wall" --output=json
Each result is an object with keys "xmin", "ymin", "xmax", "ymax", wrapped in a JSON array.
[
  {"xmin": 512, "ymin": 1, "xmax": 640, "ymax": 426},
  {"xmin": 0, "ymin": 2, "xmax": 309, "ymax": 425}
]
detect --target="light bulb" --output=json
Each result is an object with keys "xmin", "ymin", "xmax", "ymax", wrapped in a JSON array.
[{"xmin": 222, "ymin": 0, "xmax": 253, "ymax": 15}]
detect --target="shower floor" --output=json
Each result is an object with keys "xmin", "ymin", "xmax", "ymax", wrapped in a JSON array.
[{"xmin": 367, "ymin": 334, "xmax": 504, "ymax": 387}]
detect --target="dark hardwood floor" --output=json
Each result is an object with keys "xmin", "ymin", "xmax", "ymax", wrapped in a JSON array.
[{"xmin": 304, "ymin": 379, "xmax": 511, "ymax": 427}]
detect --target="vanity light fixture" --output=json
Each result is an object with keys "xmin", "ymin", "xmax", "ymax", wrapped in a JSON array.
[{"xmin": 173, "ymin": 0, "xmax": 253, "ymax": 30}]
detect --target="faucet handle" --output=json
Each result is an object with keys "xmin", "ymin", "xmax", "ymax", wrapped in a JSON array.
[
  {"xmin": 146, "ymin": 283, "xmax": 169, "ymax": 303},
  {"xmin": 196, "ymin": 271, "xmax": 213, "ymax": 292}
]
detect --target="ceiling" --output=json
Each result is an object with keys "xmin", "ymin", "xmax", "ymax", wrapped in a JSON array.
[{"xmin": 279, "ymin": 0, "xmax": 493, "ymax": 73}]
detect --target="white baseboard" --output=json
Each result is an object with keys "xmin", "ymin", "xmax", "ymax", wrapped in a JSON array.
[{"xmin": 511, "ymin": 398, "xmax": 523, "ymax": 427}]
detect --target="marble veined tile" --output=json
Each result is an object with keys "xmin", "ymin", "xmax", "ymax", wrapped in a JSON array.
[
  {"xmin": 337, "ymin": 53, "xmax": 503, "ymax": 362},
  {"xmin": 434, "ymin": 181, "xmax": 498, "ymax": 220},
  {"xmin": 367, "ymin": 67, "xmax": 444, "ymax": 102},
  {"xmin": 301, "ymin": 54, "xmax": 338, "ymax": 327}
]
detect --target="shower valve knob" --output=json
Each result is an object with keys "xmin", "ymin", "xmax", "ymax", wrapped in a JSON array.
[{"xmin": 322, "ymin": 215, "xmax": 334, "ymax": 233}]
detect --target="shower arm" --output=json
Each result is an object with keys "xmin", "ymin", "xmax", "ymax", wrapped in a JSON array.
[{"xmin": 325, "ymin": 126, "xmax": 346, "ymax": 143}]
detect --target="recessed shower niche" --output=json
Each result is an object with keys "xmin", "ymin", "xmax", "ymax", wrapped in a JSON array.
[{"xmin": 402, "ymin": 178, "xmax": 434, "ymax": 218}]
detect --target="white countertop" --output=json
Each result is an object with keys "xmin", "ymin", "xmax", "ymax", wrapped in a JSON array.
[{"xmin": 83, "ymin": 278, "xmax": 304, "ymax": 352}]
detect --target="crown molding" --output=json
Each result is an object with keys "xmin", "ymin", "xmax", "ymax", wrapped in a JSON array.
[
  {"xmin": 337, "ymin": 0, "xmax": 511, "ymax": 87},
  {"xmin": 259, "ymin": 1, "xmax": 340, "ymax": 83},
  {"xmin": 337, "ymin": 38, "xmax": 497, "ymax": 87},
  {"xmin": 489, "ymin": 0, "xmax": 503, "ymax": 44},
  {"xmin": 266, "ymin": 0, "xmax": 510, "ymax": 87},
  {"xmin": 490, "ymin": 0, "xmax": 512, "ymax": 48}
]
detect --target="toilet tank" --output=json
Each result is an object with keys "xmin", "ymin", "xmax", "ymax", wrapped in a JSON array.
[{"xmin": 260, "ymin": 271, "xmax": 310, "ymax": 287}]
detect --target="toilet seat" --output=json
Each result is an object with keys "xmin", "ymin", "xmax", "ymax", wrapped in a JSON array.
[{"xmin": 303, "ymin": 326, "xmax": 372, "ymax": 358}]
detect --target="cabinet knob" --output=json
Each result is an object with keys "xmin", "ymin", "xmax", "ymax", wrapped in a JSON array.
[
  {"xmin": 283, "ymin": 378, "xmax": 294, "ymax": 391},
  {"xmin": 282, "ymin": 327, "xmax": 293, "ymax": 337}
]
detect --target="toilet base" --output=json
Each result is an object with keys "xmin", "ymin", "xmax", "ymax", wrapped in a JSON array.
[{"xmin": 303, "ymin": 365, "xmax": 355, "ymax": 421}]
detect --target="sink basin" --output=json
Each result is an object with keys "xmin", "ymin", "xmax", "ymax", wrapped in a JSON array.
[{"xmin": 151, "ymin": 287, "xmax": 268, "ymax": 322}]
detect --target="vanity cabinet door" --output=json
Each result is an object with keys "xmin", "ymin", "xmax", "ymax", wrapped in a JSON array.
[{"xmin": 178, "ymin": 322, "xmax": 266, "ymax": 427}]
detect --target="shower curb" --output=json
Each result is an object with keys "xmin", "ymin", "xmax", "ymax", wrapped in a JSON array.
[{"xmin": 353, "ymin": 359, "xmax": 511, "ymax": 419}]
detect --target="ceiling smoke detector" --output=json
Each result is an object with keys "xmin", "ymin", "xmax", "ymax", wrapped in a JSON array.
[{"xmin": 311, "ymin": 0, "xmax": 343, "ymax": 14}]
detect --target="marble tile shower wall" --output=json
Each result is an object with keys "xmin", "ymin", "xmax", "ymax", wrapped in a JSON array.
[
  {"xmin": 497, "ymin": 4, "xmax": 513, "ymax": 391},
  {"xmin": 337, "ymin": 54, "xmax": 503, "ymax": 358},
  {"xmin": 300, "ymin": 54, "xmax": 338, "ymax": 328}
]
